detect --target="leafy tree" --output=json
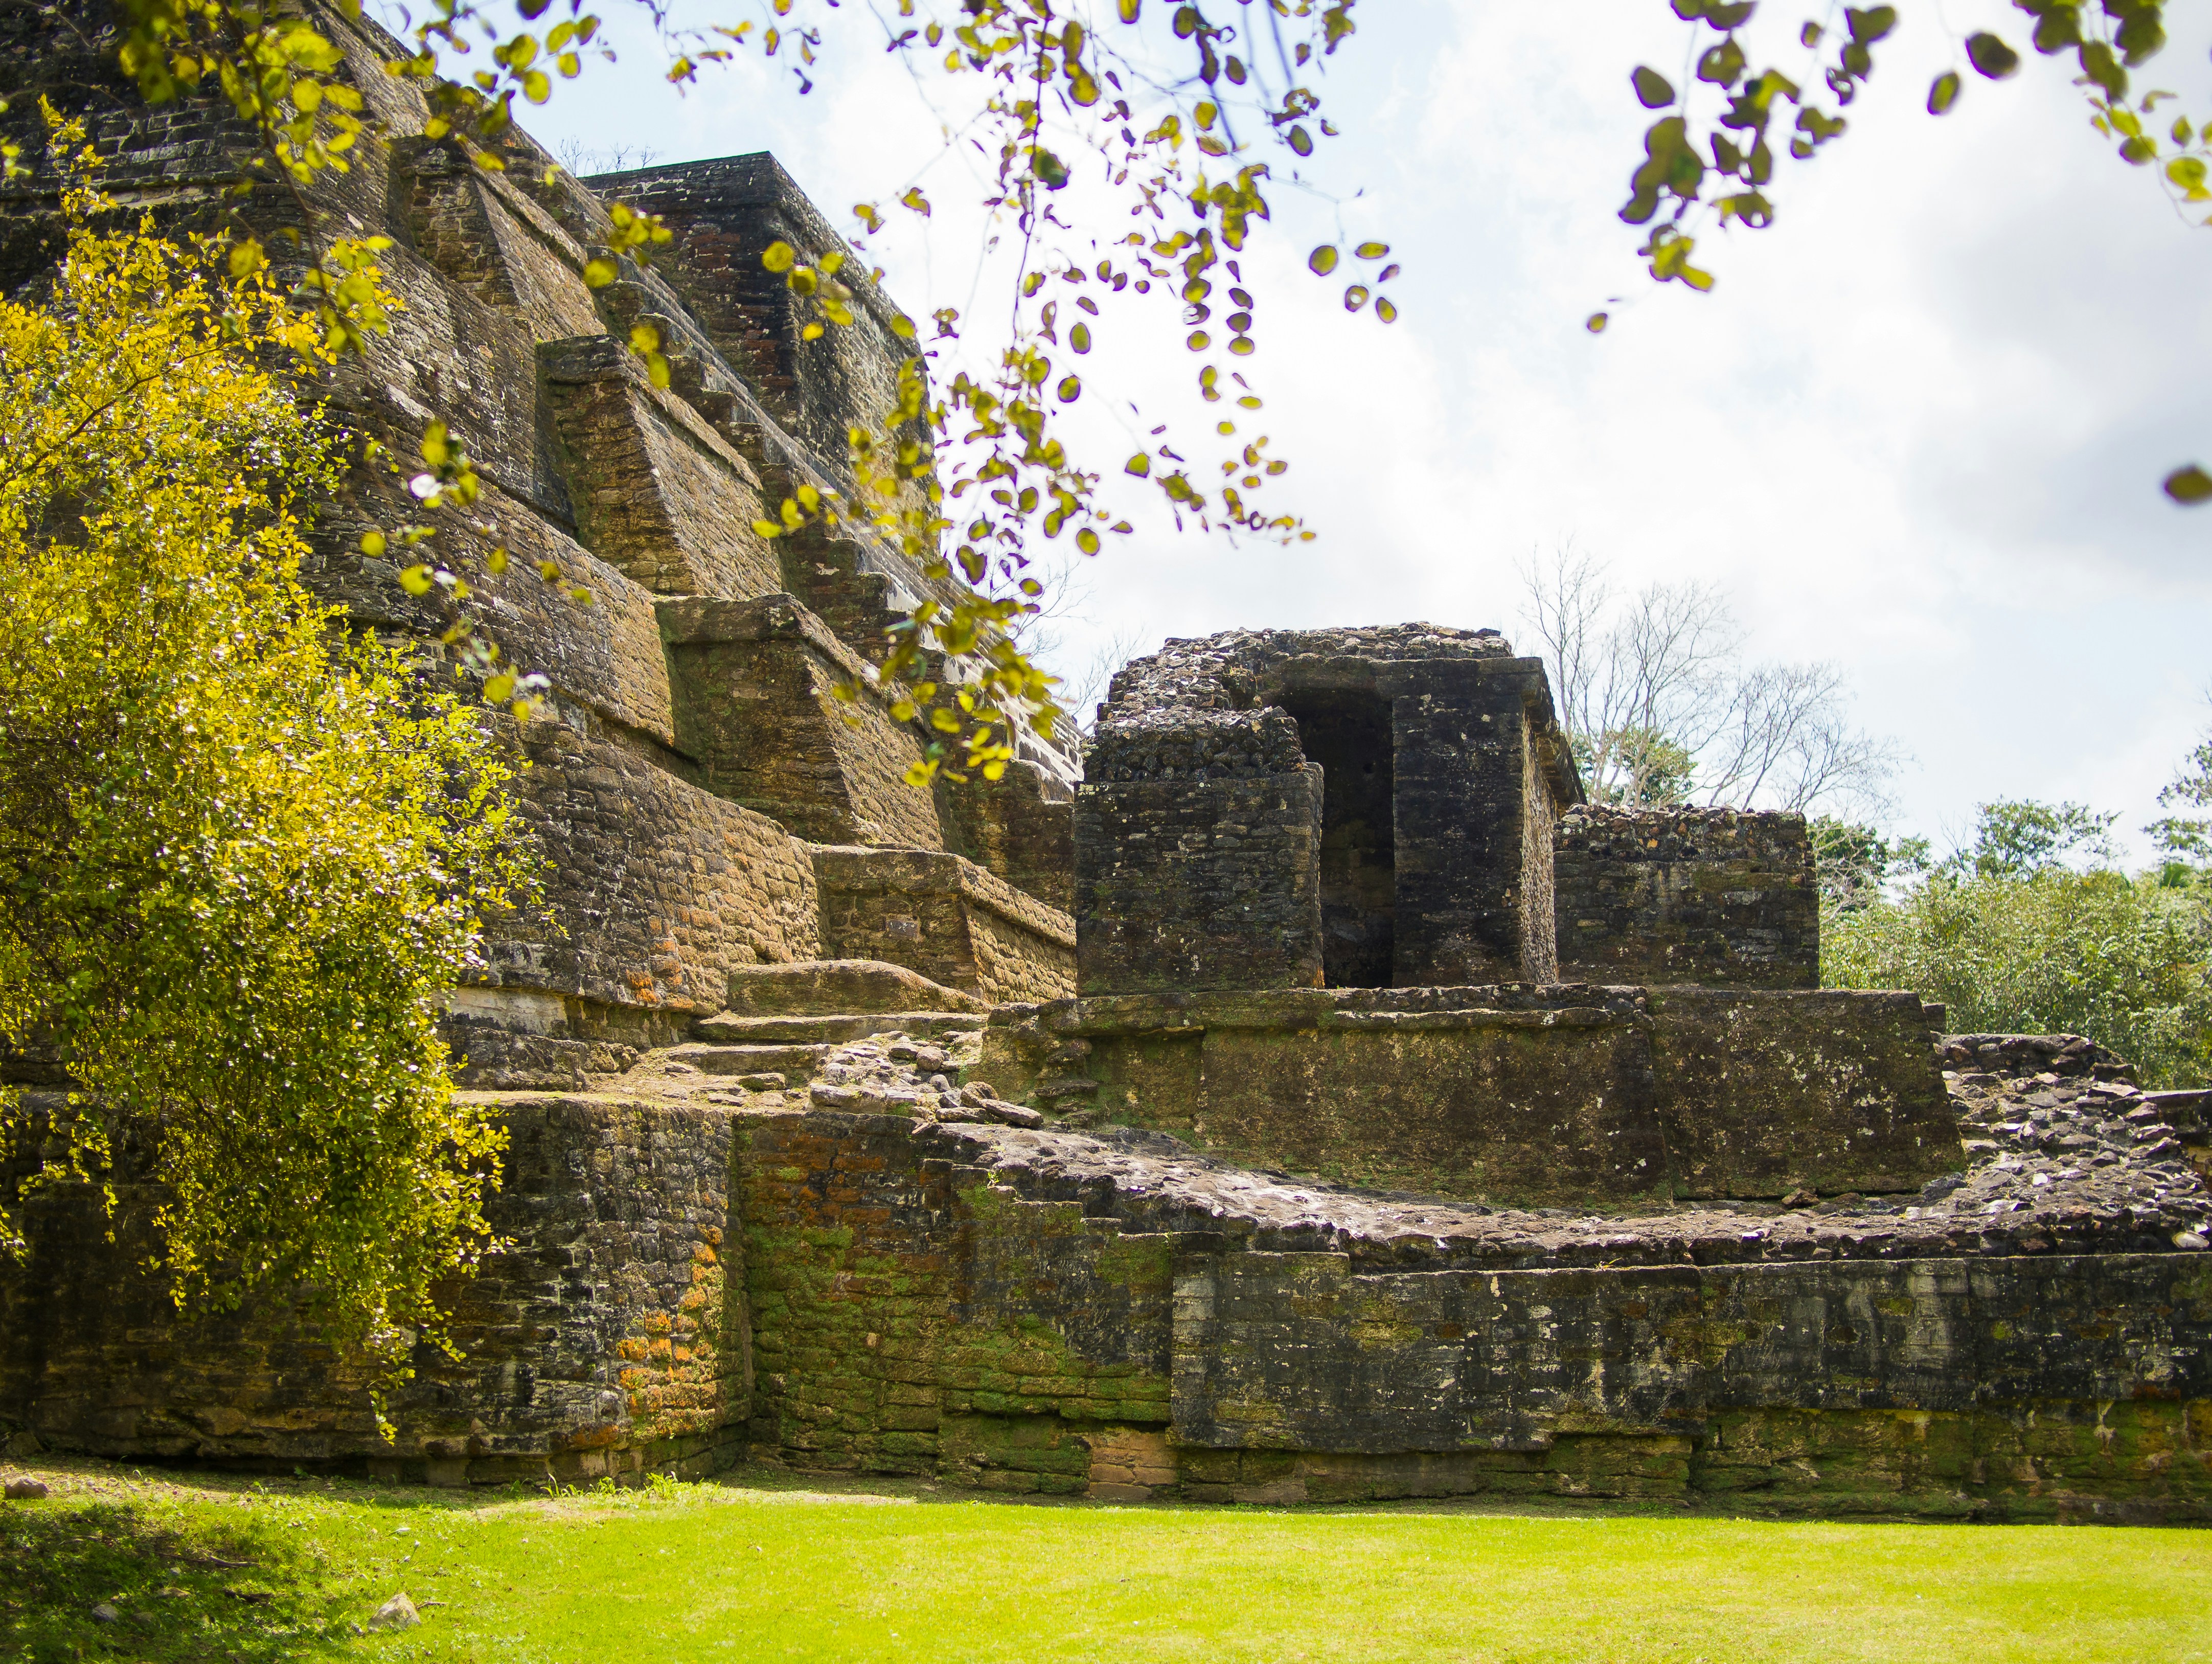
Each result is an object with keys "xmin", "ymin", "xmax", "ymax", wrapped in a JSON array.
[
  {"xmin": 1809, "ymin": 815, "xmax": 1928, "ymax": 910},
  {"xmin": 0, "ymin": 145, "xmax": 535, "ymax": 1381},
  {"xmin": 1824, "ymin": 865, "xmax": 2212, "ymax": 1087},
  {"xmin": 1572, "ymin": 727, "xmax": 1698, "ymax": 808},
  {"xmin": 2149, "ymin": 734, "xmax": 2212, "ymax": 860},
  {"xmin": 1949, "ymin": 799, "xmax": 2120, "ymax": 878},
  {"xmin": 1824, "ymin": 790, "xmax": 2212, "ymax": 1086}
]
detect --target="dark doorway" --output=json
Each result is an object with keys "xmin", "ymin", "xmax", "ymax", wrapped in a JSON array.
[{"xmin": 1280, "ymin": 691, "xmax": 1395, "ymax": 987}]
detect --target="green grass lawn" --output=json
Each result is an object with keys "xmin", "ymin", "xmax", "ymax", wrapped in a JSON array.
[{"xmin": 3, "ymin": 1460, "xmax": 2209, "ymax": 1663}]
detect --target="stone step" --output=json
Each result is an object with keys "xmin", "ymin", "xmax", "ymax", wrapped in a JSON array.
[
  {"xmin": 657, "ymin": 1041, "xmax": 832, "ymax": 1078},
  {"xmin": 725, "ymin": 959, "xmax": 987, "ymax": 1018},
  {"xmin": 690, "ymin": 1011, "xmax": 985, "ymax": 1045}
]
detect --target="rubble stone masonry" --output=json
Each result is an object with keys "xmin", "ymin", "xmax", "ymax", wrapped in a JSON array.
[{"xmin": 1555, "ymin": 806, "xmax": 1819, "ymax": 990}]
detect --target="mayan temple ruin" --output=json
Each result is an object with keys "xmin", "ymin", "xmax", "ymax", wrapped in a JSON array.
[{"xmin": 3, "ymin": 1, "xmax": 2211, "ymax": 1521}]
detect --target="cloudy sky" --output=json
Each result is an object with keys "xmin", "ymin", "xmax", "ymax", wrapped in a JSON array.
[{"xmin": 495, "ymin": 0, "xmax": 2212, "ymax": 860}]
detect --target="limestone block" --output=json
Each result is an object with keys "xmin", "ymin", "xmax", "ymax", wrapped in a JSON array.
[{"xmin": 540, "ymin": 335, "xmax": 782, "ymax": 598}]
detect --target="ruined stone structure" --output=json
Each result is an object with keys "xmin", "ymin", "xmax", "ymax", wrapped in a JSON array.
[
  {"xmin": 1079, "ymin": 627, "xmax": 1580, "ymax": 992},
  {"xmin": 5, "ymin": 1, "xmax": 2212, "ymax": 1521}
]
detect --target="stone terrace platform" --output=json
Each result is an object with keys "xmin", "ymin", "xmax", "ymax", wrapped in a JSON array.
[
  {"xmin": 8, "ymin": 968, "xmax": 2212, "ymax": 1519},
  {"xmin": 977, "ymin": 984, "xmax": 1963, "ymax": 1207}
]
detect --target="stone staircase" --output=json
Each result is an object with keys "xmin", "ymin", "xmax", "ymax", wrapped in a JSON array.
[{"xmin": 646, "ymin": 959, "xmax": 990, "ymax": 1101}]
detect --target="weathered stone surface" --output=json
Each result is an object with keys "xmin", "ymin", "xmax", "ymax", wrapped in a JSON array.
[
  {"xmin": 540, "ymin": 334, "xmax": 783, "ymax": 598},
  {"xmin": 1079, "ymin": 627, "xmax": 1581, "ymax": 993},
  {"xmin": 1075, "ymin": 759, "xmax": 1326, "ymax": 994},
  {"xmin": 809, "ymin": 846, "xmax": 1075, "ymax": 1006},
  {"xmin": 483, "ymin": 720, "xmax": 823, "ymax": 1044},
  {"xmin": 938, "ymin": 757, "xmax": 1077, "ymax": 915},
  {"xmin": 1646, "ymin": 988, "xmax": 1957, "ymax": 1198},
  {"xmin": 1555, "ymin": 805, "xmax": 1819, "ymax": 990},
  {"xmin": 980, "ymin": 986, "xmax": 1960, "ymax": 1205},
  {"xmin": 7, "ymin": 1017, "xmax": 2210, "ymax": 1514},
  {"xmin": 660, "ymin": 594, "xmax": 941, "ymax": 849},
  {"xmin": 729, "ymin": 1054, "xmax": 2212, "ymax": 1518},
  {"xmin": 0, "ymin": 1090, "xmax": 747, "ymax": 1484},
  {"xmin": 581, "ymin": 153, "xmax": 928, "ymax": 513},
  {"xmin": 725, "ymin": 959, "xmax": 987, "ymax": 1017}
]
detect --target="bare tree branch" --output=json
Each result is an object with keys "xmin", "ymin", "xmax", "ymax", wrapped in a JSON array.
[{"xmin": 1519, "ymin": 546, "xmax": 1902, "ymax": 816}]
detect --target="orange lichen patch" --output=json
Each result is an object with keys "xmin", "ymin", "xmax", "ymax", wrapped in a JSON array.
[{"xmin": 605, "ymin": 1232, "xmax": 740, "ymax": 1442}]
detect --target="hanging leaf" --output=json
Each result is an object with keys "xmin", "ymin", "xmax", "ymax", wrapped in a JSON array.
[
  {"xmin": 1927, "ymin": 71, "xmax": 1961, "ymax": 115},
  {"xmin": 1965, "ymin": 32, "xmax": 2019, "ymax": 81},
  {"xmin": 1632, "ymin": 65, "xmax": 1677, "ymax": 108},
  {"xmin": 2164, "ymin": 465, "xmax": 2212, "ymax": 505},
  {"xmin": 1586, "ymin": 312, "xmax": 1609, "ymax": 333},
  {"xmin": 1308, "ymin": 244, "xmax": 1338, "ymax": 275}
]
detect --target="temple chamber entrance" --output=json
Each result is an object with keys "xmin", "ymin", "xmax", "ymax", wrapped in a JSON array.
[{"xmin": 1279, "ymin": 690, "xmax": 1396, "ymax": 987}]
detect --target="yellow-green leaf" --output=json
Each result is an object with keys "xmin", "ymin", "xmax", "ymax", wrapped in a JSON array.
[
  {"xmin": 2164, "ymin": 465, "xmax": 2212, "ymax": 505},
  {"xmin": 1308, "ymin": 245, "xmax": 1338, "ymax": 276},
  {"xmin": 1965, "ymin": 32, "xmax": 2019, "ymax": 80}
]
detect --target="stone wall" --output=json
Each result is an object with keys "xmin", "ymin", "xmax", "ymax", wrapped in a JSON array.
[
  {"xmin": 1555, "ymin": 806, "xmax": 1819, "ymax": 990},
  {"xmin": 9, "ymin": 1080, "xmax": 2210, "ymax": 1518},
  {"xmin": 483, "ymin": 717, "xmax": 822, "ymax": 1045},
  {"xmin": 1518, "ymin": 719, "xmax": 1559, "ymax": 984},
  {"xmin": 1077, "ymin": 628, "xmax": 1582, "ymax": 994},
  {"xmin": 1649, "ymin": 988, "xmax": 1958, "ymax": 1198},
  {"xmin": 584, "ymin": 154, "xmax": 928, "ymax": 510},
  {"xmin": 1076, "ymin": 710, "xmax": 1325, "ymax": 994},
  {"xmin": 810, "ymin": 846, "xmax": 1076, "ymax": 1005},
  {"xmin": 660, "ymin": 595, "xmax": 942, "ymax": 849},
  {"xmin": 979, "ymin": 985, "xmax": 1959, "ymax": 1205},
  {"xmin": 0, "ymin": 1092, "xmax": 746, "ymax": 1486},
  {"xmin": 735, "ymin": 1109, "xmax": 2212, "ymax": 1519},
  {"xmin": 539, "ymin": 333, "xmax": 785, "ymax": 599},
  {"xmin": 740, "ymin": 1112, "xmax": 1173, "ymax": 1485},
  {"xmin": 938, "ymin": 758, "xmax": 1077, "ymax": 915}
]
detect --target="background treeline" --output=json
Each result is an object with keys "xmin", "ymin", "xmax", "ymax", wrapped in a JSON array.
[{"xmin": 1817, "ymin": 800, "xmax": 2212, "ymax": 1089}]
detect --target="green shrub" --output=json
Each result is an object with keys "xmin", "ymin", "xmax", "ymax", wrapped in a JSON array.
[{"xmin": 1823, "ymin": 871, "xmax": 2212, "ymax": 1087}]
